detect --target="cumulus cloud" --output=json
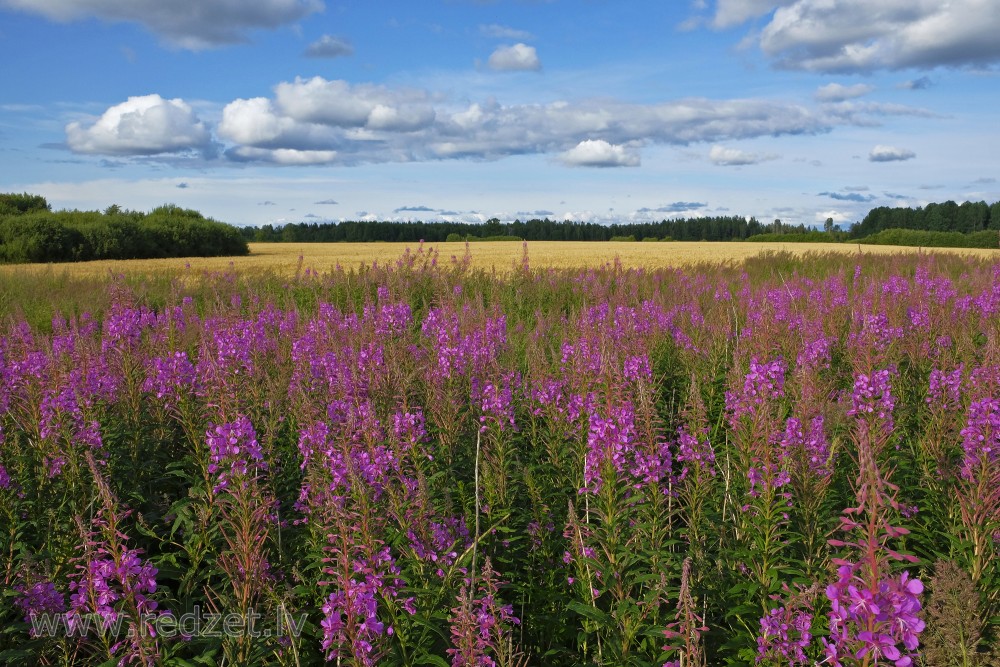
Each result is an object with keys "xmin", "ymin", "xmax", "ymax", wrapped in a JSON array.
[
  {"xmin": 756, "ymin": 1, "xmax": 1000, "ymax": 72},
  {"xmin": 272, "ymin": 77, "xmax": 436, "ymax": 131},
  {"xmin": 214, "ymin": 76, "xmax": 880, "ymax": 166},
  {"xmin": 817, "ymin": 210, "xmax": 852, "ymax": 224},
  {"xmin": 228, "ymin": 146, "xmax": 338, "ymax": 165},
  {"xmin": 73, "ymin": 75, "xmax": 935, "ymax": 168},
  {"xmin": 869, "ymin": 145, "xmax": 915, "ymax": 162},
  {"xmin": 814, "ymin": 83, "xmax": 874, "ymax": 102},
  {"xmin": 65, "ymin": 94, "xmax": 212, "ymax": 155},
  {"xmin": 480, "ymin": 23, "xmax": 534, "ymax": 41},
  {"xmin": 304, "ymin": 35, "xmax": 353, "ymax": 58},
  {"xmin": 487, "ymin": 43, "xmax": 541, "ymax": 71},
  {"xmin": 1, "ymin": 0, "xmax": 322, "ymax": 49},
  {"xmin": 561, "ymin": 140, "xmax": 639, "ymax": 167},
  {"xmin": 709, "ymin": 145, "xmax": 775, "ymax": 166}
]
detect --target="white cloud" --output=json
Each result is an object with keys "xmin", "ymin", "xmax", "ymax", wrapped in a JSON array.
[
  {"xmin": 816, "ymin": 209, "xmax": 852, "ymax": 224},
  {"xmin": 480, "ymin": 24, "xmax": 534, "ymax": 41},
  {"xmin": 229, "ymin": 146, "xmax": 339, "ymax": 165},
  {"xmin": 711, "ymin": 0, "xmax": 795, "ymax": 28},
  {"xmin": 814, "ymin": 83, "xmax": 874, "ymax": 102},
  {"xmin": 487, "ymin": 43, "xmax": 541, "ymax": 71},
  {"xmin": 758, "ymin": 0, "xmax": 1000, "ymax": 72},
  {"xmin": 1, "ymin": 0, "xmax": 322, "ymax": 49},
  {"xmin": 219, "ymin": 97, "xmax": 305, "ymax": 146},
  {"xmin": 65, "ymin": 94, "xmax": 212, "ymax": 155},
  {"xmin": 709, "ymin": 145, "xmax": 775, "ymax": 166},
  {"xmin": 273, "ymin": 77, "xmax": 435, "ymax": 130},
  {"xmin": 65, "ymin": 77, "xmax": 935, "ymax": 170},
  {"xmin": 304, "ymin": 35, "xmax": 353, "ymax": 58},
  {"xmin": 561, "ymin": 140, "xmax": 639, "ymax": 167},
  {"xmin": 869, "ymin": 145, "xmax": 916, "ymax": 162}
]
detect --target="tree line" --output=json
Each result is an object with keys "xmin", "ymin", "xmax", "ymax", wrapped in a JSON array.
[
  {"xmin": 850, "ymin": 200, "xmax": 1000, "ymax": 238},
  {"xmin": 240, "ymin": 215, "xmax": 811, "ymax": 243},
  {"xmin": 0, "ymin": 194, "xmax": 248, "ymax": 264}
]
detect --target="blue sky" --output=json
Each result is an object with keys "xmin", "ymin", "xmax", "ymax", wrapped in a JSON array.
[{"xmin": 1, "ymin": 1, "xmax": 998, "ymax": 229}]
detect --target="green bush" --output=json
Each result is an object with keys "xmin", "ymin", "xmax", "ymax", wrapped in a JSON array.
[
  {"xmin": 0, "ymin": 195, "xmax": 249, "ymax": 264},
  {"xmin": 610, "ymin": 235, "xmax": 636, "ymax": 242},
  {"xmin": 642, "ymin": 236, "xmax": 659, "ymax": 242},
  {"xmin": 857, "ymin": 228, "xmax": 999, "ymax": 248},
  {"xmin": 747, "ymin": 231, "xmax": 848, "ymax": 243}
]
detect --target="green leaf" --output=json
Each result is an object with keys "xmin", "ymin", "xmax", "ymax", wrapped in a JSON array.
[
  {"xmin": 567, "ymin": 600, "xmax": 612, "ymax": 625},
  {"xmin": 413, "ymin": 654, "xmax": 451, "ymax": 667}
]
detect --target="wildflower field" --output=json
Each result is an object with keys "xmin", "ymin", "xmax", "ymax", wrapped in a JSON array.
[{"xmin": 1, "ymin": 244, "xmax": 999, "ymax": 666}]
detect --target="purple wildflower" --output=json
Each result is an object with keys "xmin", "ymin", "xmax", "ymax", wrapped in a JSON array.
[
  {"xmin": 959, "ymin": 398, "xmax": 1000, "ymax": 479},
  {"xmin": 206, "ymin": 416, "xmax": 266, "ymax": 493}
]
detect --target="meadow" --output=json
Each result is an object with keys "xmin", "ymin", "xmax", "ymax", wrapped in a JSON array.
[{"xmin": 1, "ymin": 242, "xmax": 999, "ymax": 666}]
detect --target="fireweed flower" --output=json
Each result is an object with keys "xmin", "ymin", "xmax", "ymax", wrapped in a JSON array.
[
  {"xmin": 725, "ymin": 356, "xmax": 786, "ymax": 426},
  {"xmin": 407, "ymin": 516, "xmax": 470, "ymax": 574},
  {"xmin": 102, "ymin": 305, "xmax": 157, "ymax": 352},
  {"xmin": 780, "ymin": 416, "xmax": 832, "ymax": 479},
  {"xmin": 622, "ymin": 354, "xmax": 653, "ymax": 384},
  {"xmin": 823, "ymin": 565, "xmax": 924, "ymax": 667},
  {"xmin": 39, "ymin": 386, "xmax": 103, "ymax": 452},
  {"xmin": 321, "ymin": 546, "xmax": 412, "ymax": 666},
  {"xmin": 582, "ymin": 402, "xmax": 637, "ymax": 494},
  {"xmin": 756, "ymin": 605, "xmax": 812, "ymax": 665},
  {"xmin": 143, "ymin": 351, "xmax": 198, "ymax": 409},
  {"xmin": 68, "ymin": 548, "xmax": 159, "ymax": 632},
  {"xmin": 926, "ymin": 365, "xmax": 963, "ymax": 410},
  {"xmin": 392, "ymin": 409, "xmax": 427, "ymax": 451},
  {"xmin": 848, "ymin": 368, "xmax": 896, "ymax": 432},
  {"xmin": 15, "ymin": 580, "xmax": 65, "ymax": 634},
  {"xmin": 675, "ymin": 423, "xmax": 715, "ymax": 479},
  {"xmin": 206, "ymin": 416, "xmax": 266, "ymax": 493},
  {"xmin": 796, "ymin": 336, "xmax": 832, "ymax": 371},
  {"xmin": 479, "ymin": 373, "xmax": 518, "ymax": 433},
  {"xmin": 959, "ymin": 398, "xmax": 1000, "ymax": 479},
  {"xmin": 447, "ymin": 559, "xmax": 520, "ymax": 667}
]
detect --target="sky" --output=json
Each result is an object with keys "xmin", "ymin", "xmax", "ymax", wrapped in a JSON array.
[{"xmin": 1, "ymin": 0, "xmax": 998, "ymax": 230}]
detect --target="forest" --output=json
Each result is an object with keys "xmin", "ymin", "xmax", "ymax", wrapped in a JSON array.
[
  {"xmin": 240, "ymin": 199, "xmax": 1000, "ymax": 246},
  {"xmin": 240, "ymin": 215, "xmax": 795, "ymax": 243},
  {"xmin": 0, "ymin": 193, "xmax": 248, "ymax": 264}
]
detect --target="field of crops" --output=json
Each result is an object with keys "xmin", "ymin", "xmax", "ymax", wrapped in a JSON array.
[
  {"xmin": 2, "ymin": 240, "xmax": 999, "ymax": 278},
  {"xmin": 1, "ymin": 245, "xmax": 999, "ymax": 666}
]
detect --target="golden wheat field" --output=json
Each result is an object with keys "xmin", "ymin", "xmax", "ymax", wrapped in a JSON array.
[{"xmin": 1, "ymin": 241, "xmax": 997, "ymax": 277}]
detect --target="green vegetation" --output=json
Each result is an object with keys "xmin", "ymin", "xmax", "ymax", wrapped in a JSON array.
[
  {"xmin": 243, "ymin": 214, "xmax": 794, "ymax": 243},
  {"xmin": 857, "ymin": 228, "xmax": 999, "ymax": 248},
  {"xmin": 851, "ymin": 200, "xmax": 1000, "ymax": 238},
  {"xmin": 0, "ymin": 195, "xmax": 249, "ymax": 264},
  {"xmin": 748, "ymin": 231, "xmax": 849, "ymax": 243}
]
